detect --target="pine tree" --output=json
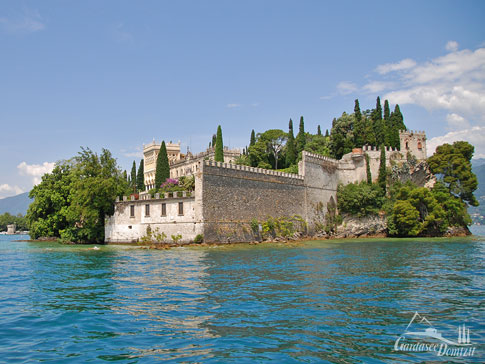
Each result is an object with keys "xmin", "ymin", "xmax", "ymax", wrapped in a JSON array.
[
  {"xmin": 296, "ymin": 116, "xmax": 306, "ymax": 153},
  {"xmin": 286, "ymin": 119, "xmax": 297, "ymax": 166},
  {"xmin": 354, "ymin": 99, "xmax": 362, "ymax": 121},
  {"xmin": 317, "ymin": 125, "xmax": 322, "ymax": 136},
  {"xmin": 378, "ymin": 145, "xmax": 387, "ymax": 192},
  {"xmin": 155, "ymin": 141, "xmax": 170, "ymax": 189},
  {"xmin": 365, "ymin": 153, "xmax": 372, "ymax": 184},
  {"xmin": 250, "ymin": 129, "xmax": 256, "ymax": 146},
  {"xmin": 215, "ymin": 125, "xmax": 224, "ymax": 162},
  {"xmin": 136, "ymin": 159, "xmax": 145, "ymax": 192},
  {"xmin": 130, "ymin": 161, "xmax": 137, "ymax": 190}
]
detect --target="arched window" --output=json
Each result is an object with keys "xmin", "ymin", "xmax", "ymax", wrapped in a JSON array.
[
  {"xmin": 406, "ymin": 142, "xmax": 409, "ymax": 150},
  {"xmin": 417, "ymin": 141, "xmax": 422, "ymax": 150}
]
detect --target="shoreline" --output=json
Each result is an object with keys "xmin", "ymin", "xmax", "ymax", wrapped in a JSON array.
[{"xmin": 15, "ymin": 228, "xmax": 477, "ymax": 249}]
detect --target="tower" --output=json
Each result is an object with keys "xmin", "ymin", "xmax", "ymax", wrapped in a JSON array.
[{"xmin": 399, "ymin": 130, "xmax": 427, "ymax": 161}]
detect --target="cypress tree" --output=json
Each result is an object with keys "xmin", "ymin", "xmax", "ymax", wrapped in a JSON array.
[
  {"xmin": 383, "ymin": 99, "xmax": 390, "ymax": 120},
  {"xmin": 136, "ymin": 159, "xmax": 145, "ymax": 192},
  {"xmin": 211, "ymin": 134, "xmax": 217, "ymax": 149},
  {"xmin": 215, "ymin": 125, "xmax": 224, "ymax": 162},
  {"xmin": 374, "ymin": 96, "xmax": 382, "ymax": 121},
  {"xmin": 296, "ymin": 116, "xmax": 306, "ymax": 153},
  {"xmin": 378, "ymin": 145, "xmax": 387, "ymax": 192},
  {"xmin": 250, "ymin": 129, "xmax": 256, "ymax": 146},
  {"xmin": 130, "ymin": 161, "xmax": 137, "ymax": 189},
  {"xmin": 325, "ymin": 129, "xmax": 329, "ymax": 137},
  {"xmin": 317, "ymin": 125, "xmax": 322, "ymax": 136},
  {"xmin": 354, "ymin": 99, "xmax": 362, "ymax": 121},
  {"xmin": 123, "ymin": 170, "xmax": 127, "ymax": 182},
  {"xmin": 286, "ymin": 119, "xmax": 297, "ymax": 166},
  {"xmin": 365, "ymin": 153, "xmax": 372, "ymax": 184},
  {"xmin": 155, "ymin": 141, "xmax": 170, "ymax": 189}
]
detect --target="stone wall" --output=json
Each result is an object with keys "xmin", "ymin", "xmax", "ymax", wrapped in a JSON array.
[
  {"xmin": 200, "ymin": 160, "xmax": 306, "ymax": 242},
  {"xmin": 299, "ymin": 152, "xmax": 339, "ymax": 232}
]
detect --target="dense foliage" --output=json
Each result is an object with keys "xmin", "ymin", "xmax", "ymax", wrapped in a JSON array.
[
  {"xmin": 0, "ymin": 213, "xmax": 28, "ymax": 231},
  {"xmin": 27, "ymin": 148, "xmax": 129, "ymax": 243},
  {"xmin": 330, "ymin": 98, "xmax": 406, "ymax": 159},
  {"xmin": 337, "ymin": 182, "xmax": 384, "ymax": 217},
  {"xmin": 428, "ymin": 141, "xmax": 478, "ymax": 206}
]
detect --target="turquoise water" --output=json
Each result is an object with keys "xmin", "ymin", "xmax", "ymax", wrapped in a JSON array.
[{"xmin": 1, "ymin": 233, "xmax": 484, "ymax": 363}]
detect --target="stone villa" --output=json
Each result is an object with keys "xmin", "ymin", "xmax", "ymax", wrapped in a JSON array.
[{"xmin": 105, "ymin": 130, "xmax": 427, "ymax": 243}]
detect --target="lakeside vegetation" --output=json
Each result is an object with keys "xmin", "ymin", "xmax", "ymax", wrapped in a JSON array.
[{"xmin": 0, "ymin": 213, "xmax": 28, "ymax": 232}]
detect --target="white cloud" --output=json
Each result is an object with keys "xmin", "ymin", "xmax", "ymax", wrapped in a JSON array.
[
  {"xmin": 445, "ymin": 40, "xmax": 459, "ymax": 52},
  {"xmin": 0, "ymin": 9, "xmax": 45, "ymax": 34},
  {"xmin": 378, "ymin": 45, "xmax": 485, "ymax": 130},
  {"xmin": 446, "ymin": 113, "xmax": 470, "ymax": 130},
  {"xmin": 363, "ymin": 81, "xmax": 395, "ymax": 93},
  {"xmin": 227, "ymin": 103, "xmax": 241, "ymax": 108},
  {"xmin": 427, "ymin": 126, "xmax": 485, "ymax": 158},
  {"xmin": 17, "ymin": 161, "xmax": 55, "ymax": 185},
  {"xmin": 0, "ymin": 184, "xmax": 24, "ymax": 199},
  {"xmin": 376, "ymin": 58, "xmax": 416, "ymax": 75},
  {"xmin": 337, "ymin": 81, "xmax": 358, "ymax": 95}
]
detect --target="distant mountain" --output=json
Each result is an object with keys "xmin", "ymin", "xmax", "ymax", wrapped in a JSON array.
[
  {"xmin": 472, "ymin": 158, "xmax": 485, "ymax": 168},
  {"xmin": 0, "ymin": 192, "xmax": 32, "ymax": 216},
  {"xmin": 470, "ymin": 164, "xmax": 485, "ymax": 224}
]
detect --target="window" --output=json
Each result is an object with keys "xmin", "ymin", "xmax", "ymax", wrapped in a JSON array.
[
  {"xmin": 178, "ymin": 202, "xmax": 184, "ymax": 216},
  {"xmin": 130, "ymin": 205, "xmax": 135, "ymax": 217},
  {"xmin": 406, "ymin": 142, "xmax": 409, "ymax": 150},
  {"xmin": 145, "ymin": 204, "xmax": 150, "ymax": 217},
  {"xmin": 161, "ymin": 203, "xmax": 166, "ymax": 216},
  {"xmin": 417, "ymin": 141, "xmax": 422, "ymax": 150}
]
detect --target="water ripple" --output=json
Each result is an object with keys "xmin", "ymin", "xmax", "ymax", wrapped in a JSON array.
[{"xmin": 0, "ymin": 234, "xmax": 484, "ymax": 362}]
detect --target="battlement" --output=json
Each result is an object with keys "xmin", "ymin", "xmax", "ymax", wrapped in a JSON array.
[
  {"xmin": 116, "ymin": 191, "xmax": 193, "ymax": 203},
  {"xmin": 399, "ymin": 129, "xmax": 426, "ymax": 137},
  {"xmin": 143, "ymin": 140, "xmax": 181, "ymax": 151},
  {"xmin": 362, "ymin": 145, "xmax": 400, "ymax": 152},
  {"xmin": 202, "ymin": 159, "xmax": 304, "ymax": 180},
  {"xmin": 301, "ymin": 151, "xmax": 338, "ymax": 165}
]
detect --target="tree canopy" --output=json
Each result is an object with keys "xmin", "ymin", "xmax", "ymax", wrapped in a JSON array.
[
  {"xmin": 428, "ymin": 141, "xmax": 478, "ymax": 206},
  {"xmin": 27, "ymin": 148, "xmax": 129, "ymax": 242}
]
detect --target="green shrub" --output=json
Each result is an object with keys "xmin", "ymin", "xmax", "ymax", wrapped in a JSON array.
[
  {"xmin": 337, "ymin": 182, "xmax": 384, "ymax": 217},
  {"xmin": 194, "ymin": 234, "xmax": 203, "ymax": 243},
  {"xmin": 171, "ymin": 234, "xmax": 182, "ymax": 244}
]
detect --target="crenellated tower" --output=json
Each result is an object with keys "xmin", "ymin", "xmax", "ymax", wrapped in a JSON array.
[{"xmin": 399, "ymin": 130, "xmax": 427, "ymax": 161}]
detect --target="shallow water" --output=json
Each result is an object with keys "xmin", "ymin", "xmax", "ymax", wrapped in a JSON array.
[{"xmin": 1, "ymin": 234, "xmax": 484, "ymax": 363}]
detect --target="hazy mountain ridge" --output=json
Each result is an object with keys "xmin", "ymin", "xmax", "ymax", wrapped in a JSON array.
[
  {"xmin": 470, "ymin": 162, "xmax": 485, "ymax": 223},
  {"xmin": 0, "ymin": 192, "xmax": 32, "ymax": 216}
]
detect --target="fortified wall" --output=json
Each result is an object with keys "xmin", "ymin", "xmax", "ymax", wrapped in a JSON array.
[
  {"xmin": 106, "ymin": 130, "xmax": 427, "ymax": 243},
  {"xmin": 200, "ymin": 160, "xmax": 306, "ymax": 242}
]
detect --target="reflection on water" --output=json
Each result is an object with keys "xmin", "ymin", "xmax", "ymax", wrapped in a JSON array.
[{"xmin": 0, "ymin": 235, "xmax": 484, "ymax": 362}]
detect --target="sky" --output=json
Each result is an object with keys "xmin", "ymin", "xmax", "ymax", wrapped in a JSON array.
[{"xmin": 1, "ymin": 0, "xmax": 484, "ymax": 199}]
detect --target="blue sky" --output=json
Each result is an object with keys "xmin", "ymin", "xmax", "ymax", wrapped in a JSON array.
[{"xmin": 1, "ymin": 0, "xmax": 484, "ymax": 198}]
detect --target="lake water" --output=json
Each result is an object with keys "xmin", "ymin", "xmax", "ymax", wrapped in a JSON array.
[{"xmin": 1, "ymin": 231, "xmax": 484, "ymax": 363}]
